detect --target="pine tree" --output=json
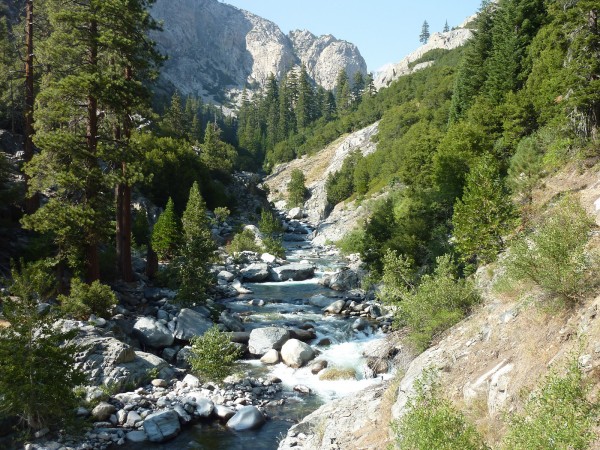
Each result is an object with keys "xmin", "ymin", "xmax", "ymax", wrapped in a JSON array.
[
  {"xmin": 287, "ymin": 168, "xmax": 307, "ymax": 208},
  {"xmin": 177, "ymin": 182, "xmax": 216, "ymax": 305},
  {"xmin": 443, "ymin": 20, "xmax": 450, "ymax": 33},
  {"xmin": 0, "ymin": 261, "xmax": 85, "ymax": 430},
  {"xmin": 151, "ymin": 197, "xmax": 181, "ymax": 260},
  {"xmin": 296, "ymin": 64, "xmax": 315, "ymax": 129},
  {"xmin": 419, "ymin": 20, "xmax": 430, "ymax": 44},
  {"xmin": 335, "ymin": 69, "xmax": 351, "ymax": 113},
  {"xmin": 352, "ymin": 72, "xmax": 366, "ymax": 105},
  {"xmin": 201, "ymin": 122, "xmax": 237, "ymax": 176},
  {"xmin": 24, "ymin": 0, "xmax": 112, "ymax": 281},
  {"xmin": 163, "ymin": 91, "xmax": 185, "ymax": 137},
  {"xmin": 452, "ymin": 155, "xmax": 515, "ymax": 268}
]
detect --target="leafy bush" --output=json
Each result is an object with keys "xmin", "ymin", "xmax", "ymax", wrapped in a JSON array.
[
  {"xmin": 336, "ymin": 228, "xmax": 365, "ymax": 255},
  {"xmin": 213, "ymin": 206, "xmax": 230, "ymax": 224},
  {"xmin": 393, "ymin": 370, "xmax": 488, "ymax": 450},
  {"xmin": 380, "ymin": 252, "xmax": 480, "ymax": 351},
  {"xmin": 501, "ymin": 361, "xmax": 597, "ymax": 450},
  {"xmin": 187, "ymin": 326, "xmax": 241, "ymax": 382},
  {"xmin": 287, "ymin": 168, "xmax": 307, "ymax": 208},
  {"xmin": 59, "ymin": 278, "xmax": 118, "ymax": 319},
  {"xmin": 504, "ymin": 195, "xmax": 597, "ymax": 301},
  {"xmin": 227, "ymin": 228, "xmax": 261, "ymax": 254},
  {"xmin": 0, "ymin": 263, "xmax": 85, "ymax": 430},
  {"xmin": 262, "ymin": 236, "xmax": 285, "ymax": 259}
]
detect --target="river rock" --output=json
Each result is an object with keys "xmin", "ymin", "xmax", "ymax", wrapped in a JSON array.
[
  {"xmin": 241, "ymin": 263, "xmax": 271, "ymax": 282},
  {"xmin": 133, "ymin": 317, "xmax": 174, "ymax": 348},
  {"xmin": 125, "ymin": 411, "xmax": 142, "ymax": 428},
  {"xmin": 214, "ymin": 405, "xmax": 236, "ymax": 421},
  {"xmin": 260, "ymin": 349, "xmax": 280, "ymax": 364},
  {"xmin": 309, "ymin": 294, "xmax": 338, "ymax": 308},
  {"xmin": 271, "ymin": 263, "xmax": 315, "ymax": 282},
  {"xmin": 226, "ymin": 406, "xmax": 266, "ymax": 431},
  {"xmin": 126, "ymin": 430, "xmax": 148, "ymax": 443},
  {"xmin": 329, "ymin": 268, "xmax": 359, "ymax": 291},
  {"xmin": 92, "ymin": 402, "xmax": 116, "ymax": 421},
  {"xmin": 310, "ymin": 360, "xmax": 328, "ymax": 374},
  {"xmin": 248, "ymin": 327, "xmax": 290, "ymax": 355},
  {"xmin": 143, "ymin": 410, "xmax": 181, "ymax": 443},
  {"xmin": 73, "ymin": 336, "xmax": 136, "ymax": 385},
  {"xmin": 289, "ymin": 328, "xmax": 317, "ymax": 342},
  {"xmin": 174, "ymin": 308, "xmax": 212, "ymax": 341},
  {"xmin": 217, "ymin": 270, "xmax": 235, "ymax": 282},
  {"xmin": 261, "ymin": 253, "xmax": 277, "ymax": 264},
  {"xmin": 352, "ymin": 317, "xmax": 370, "ymax": 331},
  {"xmin": 323, "ymin": 300, "xmax": 346, "ymax": 315},
  {"xmin": 293, "ymin": 384, "xmax": 312, "ymax": 394},
  {"xmin": 220, "ymin": 311, "xmax": 245, "ymax": 332},
  {"xmin": 232, "ymin": 279, "xmax": 253, "ymax": 294},
  {"xmin": 193, "ymin": 398, "xmax": 215, "ymax": 418},
  {"xmin": 227, "ymin": 331, "xmax": 251, "ymax": 344},
  {"xmin": 281, "ymin": 339, "xmax": 316, "ymax": 368},
  {"xmin": 287, "ymin": 207, "xmax": 303, "ymax": 220}
]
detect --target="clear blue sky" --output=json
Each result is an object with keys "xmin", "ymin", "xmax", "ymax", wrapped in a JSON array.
[{"xmin": 223, "ymin": 1, "xmax": 483, "ymax": 72}]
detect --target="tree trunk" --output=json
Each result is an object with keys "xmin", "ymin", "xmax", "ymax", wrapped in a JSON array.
[
  {"xmin": 23, "ymin": 0, "xmax": 38, "ymax": 213},
  {"xmin": 85, "ymin": 18, "xmax": 100, "ymax": 283}
]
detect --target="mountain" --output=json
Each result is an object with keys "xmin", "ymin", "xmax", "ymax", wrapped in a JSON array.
[{"xmin": 151, "ymin": 0, "xmax": 367, "ymax": 104}]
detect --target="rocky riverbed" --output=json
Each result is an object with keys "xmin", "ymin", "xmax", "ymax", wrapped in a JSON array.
[{"xmin": 21, "ymin": 209, "xmax": 394, "ymax": 450}]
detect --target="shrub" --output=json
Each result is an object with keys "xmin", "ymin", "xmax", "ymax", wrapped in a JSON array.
[
  {"xmin": 59, "ymin": 278, "xmax": 118, "ymax": 319},
  {"xmin": 287, "ymin": 168, "xmax": 307, "ymax": 208},
  {"xmin": 380, "ymin": 252, "xmax": 480, "ymax": 351},
  {"xmin": 336, "ymin": 228, "xmax": 365, "ymax": 255},
  {"xmin": 393, "ymin": 370, "xmax": 488, "ymax": 450},
  {"xmin": 504, "ymin": 195, "xmax": 597, "ymax": 301},
  {"xmin": 501, "ymin": 361, "xmax": 597, "ymax": 450},
  {"xmin": 213, "ymin": 206, "xmax": 230, "ymax": 224},
  {"xmin": 187, "ymin": 326, "xmax": 241, "ymax": 382},
  {"xmin": 258, "ymin": 209, "xmax": 283, "ymax": 235},
  {"xmin": 0, "ymin": 263, "xmax": 85, "ymax": 430},
  {"xmin": 227, "ymin": 228, "xmax": 261, "ymax": 254},
  {"xmin": 262, "ymin": 236, "xmax": 285, "ymax": 259}
]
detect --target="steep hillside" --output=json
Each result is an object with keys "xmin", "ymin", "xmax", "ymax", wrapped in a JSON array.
[
  {"xmin": 278, "ymin": 167, "xmax": 600, "ymax": 449},
  {"xmin": 151, "ymin": 0, "xmax": 366, "ymax": 103}
]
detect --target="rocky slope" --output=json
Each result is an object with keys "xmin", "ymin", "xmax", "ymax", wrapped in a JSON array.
[
  {"xmin": 277, "ymin": 167, "xmax": 600, "ymax": 449},
  {"xmin": 265, "ymin": 122, "xmax": 379, "ymax": 245},
  {"xmin": 374, "ymin": 27, "xmax": 473, "ymax": 89},
  {"xmin": 151, "ymin": 0, "xmax": 366, "ymax": 103}
]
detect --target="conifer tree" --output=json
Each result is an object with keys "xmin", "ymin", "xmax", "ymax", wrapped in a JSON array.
[
  {"xmin": 352, "ymin": 72, "xmax": 366, "ymax": 105},
  {"xmin": 287, "ymin": 168, "xmax": 307, "ymax": 208},
  {"xmin": 452, "ymin": 155, "xmax": 515, "ymax": 268},
  {"xmin": 419, "ymin": 20, "xmax": 430, "ymax": 44},
  {"xmin": 335, "ymin": 69, "xmax": 351, "ymax": 113},
  {"xmin": 201, "ymin": 122, "xmax": 237, "ymax": 176},
  {"xmin": 443, "ymin": 20, "xmax": 450, "ymax": 33},
  {"xmin": 177, "ymin": 181, "xmax": 216, "ymax": 305},
  {"xmin": 296, "ymin": 64, "xmax": 315, "ymax": 129},
  {"xmin": 151, "ymin": 197, "xmax": 181, "ymax": 260}
]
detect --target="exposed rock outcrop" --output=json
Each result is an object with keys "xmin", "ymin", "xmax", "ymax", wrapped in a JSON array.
[{"xmin": 151, "ymin": 0, "xmax": 366, "ymax": 103}]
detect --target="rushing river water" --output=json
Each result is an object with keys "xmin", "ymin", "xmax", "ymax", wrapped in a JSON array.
[{"xmin": 129, "ymin": 234, "xmax": 388, "ymax": 450}]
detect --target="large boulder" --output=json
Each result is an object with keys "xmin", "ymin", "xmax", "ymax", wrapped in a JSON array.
[
  {"xmin": 174, "ymin": 308, "xmax": 212, "ymax": 341},
  {"xmin": 248, "ymin": 327, "xmax": 290, "ymax": 355},
  {"xmin": 226, "ymin": 406, "xmax": 266, "ymax": 431},
  {"xmin": 220, "ymin": 311, "xmax": 245, "ymax": 332},
  {"xmin": 329, "ymin": 268, "xmax": 359, "ymax": 291},
  {"xmin": 309, "ymin": 294, "xmax": 338, "ymax": 308},
  {"xmin": 323, "ymin": 300, "xmax": 346, "ymax": 315},
  {"xmin": 133, "ymin": 317, "xmax": 174, "ymax": 348},
  {"xmin": 143, "ymin": 410, "xmax": 181, "ymax": 443},
  {"xmin": 271, "ymin": 263, "xmax": 315, "ymax": 282},
  {"xmin": 280, "ymin": 339, "xmax": 316, "ymax": 368},
  {"xmin": 287, "ymin": 207, "xmax": 303, "ymax": 220},
  {"xmin": 241, "ymin": 263, "xmax": 271, "ymax": 282}
]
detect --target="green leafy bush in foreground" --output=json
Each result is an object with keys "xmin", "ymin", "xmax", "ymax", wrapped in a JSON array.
[
  {"xmin": 379, "ymin": 252, "xmax": 480, "ymax": 351},
  {"xmin": 59, "ymin": 278, "xmax": 118, "ymax": 319},
  {"xmin": 393, "ymin": 370, "xmax": 488, "ymax": 450},
  {"xmin": 504, "ymin": 195, "xmax": 598, "ymax": 301},
  {"xmin": 187, "ymin": 326, "xmax": 241, "ymax": 382},
  {"xmin": 501, "ymin": 361, "xmax": 597, "ymax": 450}
]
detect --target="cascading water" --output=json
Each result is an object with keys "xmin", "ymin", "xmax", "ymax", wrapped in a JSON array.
[{"xmin": 129, "ymin": 232, "xmax": 390, "ymax": 449}]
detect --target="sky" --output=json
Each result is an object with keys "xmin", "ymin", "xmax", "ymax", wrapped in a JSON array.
[{"xmin": 223, "ymin": 1, "xmax": 483, "ymax": 72}]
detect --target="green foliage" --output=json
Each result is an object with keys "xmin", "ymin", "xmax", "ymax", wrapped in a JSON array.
[
  {"xmin": 408, "ymin": 48, "xmax": 450, "ymax": 69},
  {"xmin": 0, "ymin": 263, "xmax": 85, "ymax": 430},
  {"xmin": 287, "ymin": 169, "xmax": 307, "ymax": 208},
  {"xmin": 132, "ymin": 207, "xmax": 150, "ymax": 248},
  {"xmin": 227, "ymin": 228, "xmax": 261, "ymax": 255},
  {"xmin": 187, "ymin": 326, "xmax": 241, "ymax": 382},
  {"xmin": 501, "ymin": 361, "xmax": 598, "ymax": 450},
  {"xmin": 504, "ymin": 195, "xmax": 598, "ymax": 301},
  {"xmin": 336, "ymin": 228, "xmax": 366, "ymax": 255},
  {"xmin": 176, "ymin": 182, "xmax": 216, "ymax": 306},
  {"xmin": 394, "ymin": 370, "xmax": 488, "ymax": 450},
  {"xmin": 380, "ymin": 252, "xmax": 480, "ymax": 351},
  {"xmin": 258, "ymin": 209, "xmax": 283, "ymax": 235},
  {"xmin": 419, "ymin": 20, "xmax": 430, "ymax": 44},
  {"xmin": 151, "ymin": 197, "xmax": 181, "ymax": 260},
  {"xmin": 262, "ymin": 236, "xmax": 285, "ymax": 259},
  {"xmin": 59, "ymin": 278, "xmax": 118, "ymax": 320},
  {"xmin": 507, "ymin": 134, "xmax": 545, "ymax": 208},
  {"xmin": 213, "ymin": 206, "xmax": 230, "ymax": 224},
  {"xmin": 7, "ymin": 258, "xmax": 56, "ymax": 303},
  {"xmin": 452, "ymin": 155, "xmax": 516, "ymax": 269},
  {"xmin": 201, "ymin": 123, "xmax": 237, "ymax": 178}
]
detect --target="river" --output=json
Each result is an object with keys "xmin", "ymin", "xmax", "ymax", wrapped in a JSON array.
[{"xmin": 126, "ymin": 230, "xmax": 388, "ymax": 449}]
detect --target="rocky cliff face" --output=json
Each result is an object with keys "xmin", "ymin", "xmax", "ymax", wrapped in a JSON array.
[
  {"xmin": 374, "ymin": 28, "xmax": 473, "ymax": 89},
  {"xmin": 151, "ymin": 0, "xmax": 366, "ymax": 103}
]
